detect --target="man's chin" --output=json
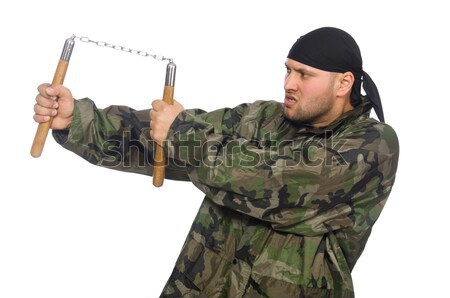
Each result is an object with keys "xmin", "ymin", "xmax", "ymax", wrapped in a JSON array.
[
  {"xmin": 283, "ymin": 107, "xmax": 297, "ymax": 121},
  {"xmin": 283, "ymin": 109, "xmax": 310, "ymax": 125}
]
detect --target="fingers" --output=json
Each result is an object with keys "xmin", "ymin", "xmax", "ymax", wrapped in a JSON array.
[
  {"xmin": 34, "ymin": 99, "xmax": 57, "ymax": 115},
  {"xmin": 37, "ymin": 83, "xmax": 71, "ymax": 100},
  {"xmin": 150, "ymin": 99, "xmax": 185, "ymax": 146},
  {"xmin": 35, "ymin": 92, "xmax": 59, "ymax": 108},
  {"xmin": 37, "ymin": 83, "xmax": 51, "ymax": 94},
  {"xmin": 150, "ymin": 100, "xmax": 166, "ymax": 125},
  {"xmin": 149, "ymin": 126, "xmax": 167, "ymax": 147},
  {"xmin": 34, "ymin": 83, "xmax": 69, "ymax": 124},
  {"xmin": 151, "ymin": 99, "xmax": 184, "ymax": 113},
  {"xmin": 33, "ymin": 113, "xmax": 51, "ymax": 123},
  {"xmin": 37, "ymin": 83, "xmax": 56, "ymax": 100},
  {"xmin": 150, "ymin": 100, "xmax": 166, "ymax": 145},
  {"xmin": 34, "ymin": 85, "xmax": 58, "ymax": 123},
  {"xmin": 33, "ymin": 101, "xmax": 58, "ymax": 123},
  {"xmin": 151, "ymin": 99, "xmax": 164, "ymax": 111}
]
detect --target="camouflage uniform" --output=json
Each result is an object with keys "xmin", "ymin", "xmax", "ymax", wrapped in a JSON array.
[{"xmin": 53, "ymin": 97, "xmax": 399, "ymax": 297}]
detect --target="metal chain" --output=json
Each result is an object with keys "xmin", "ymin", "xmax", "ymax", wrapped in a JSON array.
[{"xmin": 72, "ymin": 35, "xmax": 173, "ymax": 62}]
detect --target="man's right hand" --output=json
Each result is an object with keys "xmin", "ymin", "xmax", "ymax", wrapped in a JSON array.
[{"xmin": 33, "ymin": 83, "xmax": 74, "ymax": 130}]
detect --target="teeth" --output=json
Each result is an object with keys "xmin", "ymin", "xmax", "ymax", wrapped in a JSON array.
[{"xmin": 285, "ymin": 95, "xmax": 297, "ymax": 103}]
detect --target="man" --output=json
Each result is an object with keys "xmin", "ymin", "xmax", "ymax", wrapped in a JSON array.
[{"xmin": 33, "ymin": 27, "xmax": 399, "ymax": 297}]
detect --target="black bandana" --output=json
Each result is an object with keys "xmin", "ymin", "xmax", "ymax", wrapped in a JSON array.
[{"xmin": 287, "ymin": 27, "xmax": 384, "ymax": 122}]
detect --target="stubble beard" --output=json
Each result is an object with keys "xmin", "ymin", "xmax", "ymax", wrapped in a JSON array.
[{"xmin": 284, "ymin": 95, "xmax": 334, "ymax": 125}]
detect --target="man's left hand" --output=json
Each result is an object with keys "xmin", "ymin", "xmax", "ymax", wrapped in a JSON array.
[{"xmin": 150, "ymin": 99, "xmax": 184, "ymax": 146}]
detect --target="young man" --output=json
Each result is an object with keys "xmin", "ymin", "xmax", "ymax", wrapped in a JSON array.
[{"xmin": 33, "ymin": 27, "xmax": 399, "ymax": 297}]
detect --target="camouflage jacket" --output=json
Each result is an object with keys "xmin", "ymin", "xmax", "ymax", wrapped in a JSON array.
[{"xmin": 53, "ymin": 97, "xmax": 399, "ymax": 298}]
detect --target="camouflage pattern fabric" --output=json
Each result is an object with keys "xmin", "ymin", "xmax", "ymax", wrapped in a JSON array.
[{"xmin": 53, "ymin": 97, "xmax": 399, "ymax": 297}]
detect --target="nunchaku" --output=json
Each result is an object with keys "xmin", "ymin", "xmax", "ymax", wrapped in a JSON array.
[
  {"xmin": 30, "ymin": 35, "xmax": 177, "ymax": 188},
  {"xmin": 30, "ymin": 36, "xmax": 75, "ymax": 159}
]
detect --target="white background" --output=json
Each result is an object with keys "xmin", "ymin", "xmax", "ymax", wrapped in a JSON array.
[{"xmin": 0, "ymin": 0, "xmax": 448, "ymax": 297}]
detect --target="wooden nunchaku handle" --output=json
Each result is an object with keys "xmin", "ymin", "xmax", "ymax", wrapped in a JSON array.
[
  {"xmin": 30, "ymin": 37, "xmax": 75, "ymax": 158},
  {"xmin": 153, "ymin": 62, "xmax": 177, "ymax": 187}
]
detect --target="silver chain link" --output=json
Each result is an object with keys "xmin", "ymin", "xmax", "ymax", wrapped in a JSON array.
[{"xmin": 72, "ymin": 35, "xmax": 173, "ymax": 62}]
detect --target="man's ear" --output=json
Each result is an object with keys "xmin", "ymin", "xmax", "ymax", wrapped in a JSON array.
[{"xmin": 337, "ymin": 71, "xmax": 355, "ymax": 97}]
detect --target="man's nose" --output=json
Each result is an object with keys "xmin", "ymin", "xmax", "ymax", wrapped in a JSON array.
[{"xmin": 284, "ymin": 73, "xmax": 298, "ymax": 91}]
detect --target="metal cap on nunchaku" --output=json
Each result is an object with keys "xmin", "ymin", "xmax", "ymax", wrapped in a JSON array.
[
  {"xmin": 153, "ymin": 61, "xmax": 177, "ymax": 187},
  {"xmin": 30, "ymin": 36, "xmax": 75, "ymax": 158}
]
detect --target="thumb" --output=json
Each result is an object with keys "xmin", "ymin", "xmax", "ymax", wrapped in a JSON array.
[
  {"xmin": 46, "ymin": 84, "xmax": 62, "ymax": 97},
  {"xmin": 45, "ymin": 86, "xmax": 59, "ymax": 100},
  {"xmin": 46, "ymin": 84, "xmax": 70, "ymax": 100}
]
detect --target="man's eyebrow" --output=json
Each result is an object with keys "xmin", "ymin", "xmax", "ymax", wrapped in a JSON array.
[{"xmin": 285, "ymin": 63, "xmax": 312, "ymax": 73}]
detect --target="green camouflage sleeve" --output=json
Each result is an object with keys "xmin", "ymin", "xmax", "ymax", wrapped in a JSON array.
[
  {"xmin": 52, "ymin": 98, "xmax": 190, "ymax": 181},
  {"xmin": 167, "ymin": 101, "xmax": 399, "ymax": 237}
]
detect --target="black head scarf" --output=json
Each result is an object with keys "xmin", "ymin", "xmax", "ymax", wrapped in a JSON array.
[{"xmin": 287, "ymin": 27, "xmax": 384, "ymax": 122}]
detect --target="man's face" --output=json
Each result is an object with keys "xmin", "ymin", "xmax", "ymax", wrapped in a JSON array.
[{"xmin": 283, "ymin": 58, "xmax": 339, "ymax": 126}]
